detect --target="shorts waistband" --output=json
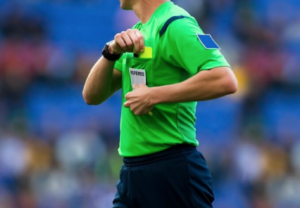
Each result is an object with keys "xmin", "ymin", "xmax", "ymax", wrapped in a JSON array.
[{"xmin": 123, "ymin": 144, "xmax": 196, "ymax": 167}]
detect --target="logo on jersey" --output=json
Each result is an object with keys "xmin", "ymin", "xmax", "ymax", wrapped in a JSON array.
[{"xmin": 197, "ymin": 34, "xmax": 220, "ymax": 50}]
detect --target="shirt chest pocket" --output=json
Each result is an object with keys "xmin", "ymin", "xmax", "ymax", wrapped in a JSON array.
[{"xmin": 123, "ymin": 56, "xmax": 153, "ymax": 91}]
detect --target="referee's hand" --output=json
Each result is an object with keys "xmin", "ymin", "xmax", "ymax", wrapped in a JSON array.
[
  {"xmin": 108, "ymin": 29, "xmax": 145, "ymax": 55},
  {"xmin": 124, "ymin": 84, "xmax": 154, "ymax": 116}
]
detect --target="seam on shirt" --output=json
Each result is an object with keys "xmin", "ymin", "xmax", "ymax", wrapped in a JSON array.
[{"xmin": 176, "ymin": 69, "xmax": 186, "ymax": 142}]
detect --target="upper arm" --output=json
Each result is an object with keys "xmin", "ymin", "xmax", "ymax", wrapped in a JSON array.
[
  {"xmin": 161, "ymin": 18, "xmax": 230, "ymax": 75},
  {"xmin": 199, "ymin": 66, "xmax": 238, "ymax": 93},
  {"xmin": 109, "ymin": 53, "xmax": 124, "ymax": 96},
  {"xmin": 110, "ymin": 69, "xmax": 122, "ymax": 96}
]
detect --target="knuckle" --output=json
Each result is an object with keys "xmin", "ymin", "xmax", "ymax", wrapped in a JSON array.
[
  {"xmin": 135, "ymin": 29, "xmax": 141, "ymax": 35},
  {"xmin": 126, "ymin": 29, "xmax": 133, "ymax": 35},
  {"xmin": 135, "ymin": 30, "xmax": 141, "ymax": 35},
  {"xmin": 127, "ymin": 41, "xmax": 133, "ymax": 47},
  {"xmin": 120, "ymin": 43, "xmax": 126, "ymax": 48},
  {"xmin": 132, "ymin": 38, "xmax": 138, "ymax": 43},
  {"xmin": 126, "ymin": 93, "xmax": 132, "ymax": 99}
]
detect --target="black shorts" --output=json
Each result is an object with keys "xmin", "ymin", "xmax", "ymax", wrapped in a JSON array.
[{"xmin": 112, "ymin": 144, "xmax": 214, "ymax": 208}]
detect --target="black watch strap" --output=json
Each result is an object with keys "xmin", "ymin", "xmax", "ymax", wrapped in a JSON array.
[{"xmin": 102, "ymin": 43, "xmax": 122, "ymax": 61}]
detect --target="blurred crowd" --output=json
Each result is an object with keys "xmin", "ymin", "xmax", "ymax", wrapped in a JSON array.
[{"xmin": 0, "ymin": 0, "xmax": 299, "ymax": 208}]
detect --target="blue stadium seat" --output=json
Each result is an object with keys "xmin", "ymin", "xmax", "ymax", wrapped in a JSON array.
[
  {"xmin": 261, "ymin": 88, "xmax": 300, "ymax": 142},
  {"xmin": 25, "ymin": 83, "xmax": 121, "ymax": 136},
  {"xmin": 195, "ymin": 97, "xmax": 241, "ymax": 145}
]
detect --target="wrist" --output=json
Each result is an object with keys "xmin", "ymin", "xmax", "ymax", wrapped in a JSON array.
[
  {"xmin": 108, "ymin": 44, "xmax": 121, "ymax": 55},
  {"xmin": 102, "ymin": 41, "xmax": 122, "ymax": 61},
  {"xmin": 150, "ymin": 87, "xmax": 162, "ymax": 105}
]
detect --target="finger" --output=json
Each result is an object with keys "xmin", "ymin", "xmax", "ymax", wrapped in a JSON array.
[
  {"xmin": 134, "ymin": 29, "xmax": 145, "ymax": 52},
  {"xmin": 134, "ymin": 106, "xmax": 148, "ymax": 116},
  {"xmin": 133, "ymin": 109, "xmax": 142, "ymax": 116},
  {"xmin": 128, "ymin": 29, "xmax": 140, "ymax": 54},
  {"xmin": 125, "ymin": 92, "xmax": 132, "ymax": 100},
  {"xmin": 130, "ymin": 104, "xmax": 140, "ymax": 115},
  {"xmin": 136, "ymin": 109, "xmax": 148, "ymax": 116},
  {"xmin": 121, "ymin": 32, "xmax": 134, "ymax": 52},
  {"xmin": 130, "ymin": 105, "xmax": 135, "ymax": 113},
  {"xmin": 115, "ymin": 33, "xmax": 127, "ymax": 52},
  {"xmin": 124, "ymin": 101, "xmax": 131, "ymax": 107}
]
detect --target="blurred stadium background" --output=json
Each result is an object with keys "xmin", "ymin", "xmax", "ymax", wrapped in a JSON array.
[{"xmin": 0, "ymin": 0, "xmax": 300, "ymax": 207}]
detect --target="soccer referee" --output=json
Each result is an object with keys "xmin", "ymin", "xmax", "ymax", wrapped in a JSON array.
[{"xmin": 83, "ymin": 0, "xmax": 238, "ymax": 207}]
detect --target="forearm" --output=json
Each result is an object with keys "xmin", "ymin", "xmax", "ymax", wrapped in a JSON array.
[
  {"xmin": 83, "ymin": 57, "xmax": 115, "ymax": 105},
  {"xmin": 151, "ymin": 67, "xmax": 237, "ymax": 104}
]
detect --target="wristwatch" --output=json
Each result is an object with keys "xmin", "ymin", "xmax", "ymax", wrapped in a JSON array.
[{"xmin": 102, "ymin": 41, "xmax": 122, "ymax": 61}]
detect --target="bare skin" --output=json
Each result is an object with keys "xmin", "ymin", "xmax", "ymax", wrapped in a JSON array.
[
  {"xmin": 83, "ymin": 0, "xmax": 238, "ymax": 115},
  {"xmin": 82, "ymin": 28, "xmax": 144, "ymax": 105},
  {"xmin": 82, "ymin": 0, "xmax": 169, "ymax": 105}
]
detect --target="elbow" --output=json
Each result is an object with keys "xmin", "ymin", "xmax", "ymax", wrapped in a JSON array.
[
  {"xmin": 223, "ymin": 69, "xmax": 238, "ymax": 95},
  {"xmin": 82, "ymin": 90, "xmax": 102, "ymax": 105},
  {"xmin": 226, "ymin": 77, "xmax": 238, "ymax": 94},
  {"xmin": 83, "ymin": 98, "xmax": 101, "ymax": 106}
]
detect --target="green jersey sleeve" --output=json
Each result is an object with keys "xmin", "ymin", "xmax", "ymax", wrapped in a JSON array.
[
  {"xmin": 161, "ymin": 18, "xmax": 230, "ymax": 75},
  {"xmin": 114, "ymin": 54, "xmax": 126, "ymax": 72}
]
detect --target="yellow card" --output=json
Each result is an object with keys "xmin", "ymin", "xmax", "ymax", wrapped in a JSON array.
[{"xmin": 138, "ymin": 46, "xmax": 153, "ymax": 59}]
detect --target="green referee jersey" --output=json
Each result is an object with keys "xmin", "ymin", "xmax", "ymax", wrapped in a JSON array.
[{"xmin": 114, "ymin": 1, "xmax": 230, "ymax": 157}]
